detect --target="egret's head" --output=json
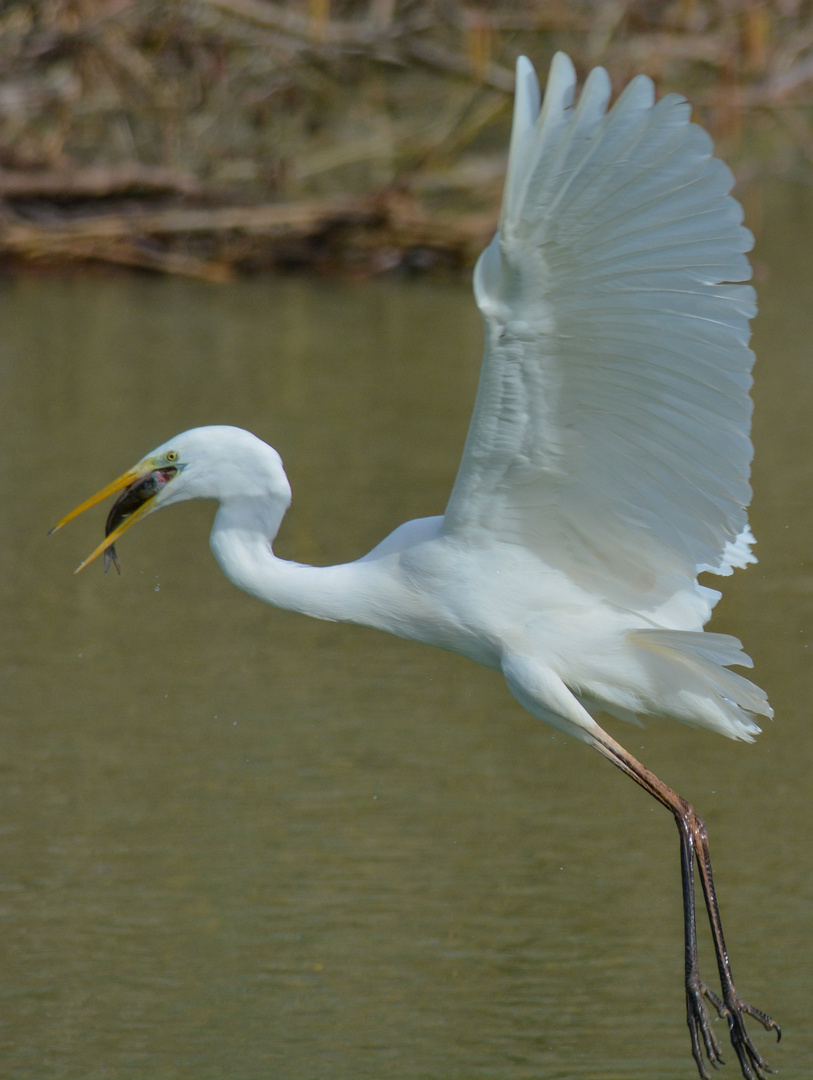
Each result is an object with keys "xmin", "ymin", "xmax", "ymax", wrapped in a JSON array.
[{"xmin": 50, "ymin": 425, "xmax": 289, "ymax": 573}]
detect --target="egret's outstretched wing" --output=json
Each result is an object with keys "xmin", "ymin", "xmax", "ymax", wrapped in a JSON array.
[{"xmin": 443, "ymin": 54, "xmax": 756, "ymax": 615}]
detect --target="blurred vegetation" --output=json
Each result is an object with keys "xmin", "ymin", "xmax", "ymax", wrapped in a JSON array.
[{"xmin": 1, "ymin": 0, "xmax": 812, "ymax": 276}]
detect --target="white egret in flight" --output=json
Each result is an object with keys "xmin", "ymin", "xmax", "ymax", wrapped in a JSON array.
[{"xmin": 53, "ymin": 53, "xmax": 779, "ymax": 1079}]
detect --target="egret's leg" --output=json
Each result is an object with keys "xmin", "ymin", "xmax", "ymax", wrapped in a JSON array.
[
  {"xmin": 675, "ymin": 808, "xmax": 726, "ymax": 1076},
  {"xmin": 689, "ymin": 810, "xmax": 780, "ymax": 1078},
  {"xmin": 588, "ymin": 728, "xmax": 779, "ymax": 1080}
]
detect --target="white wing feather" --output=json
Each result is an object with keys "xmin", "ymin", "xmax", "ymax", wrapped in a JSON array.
[{"xmin": 443, "ymin": 53, "xmax": 757, "ymax": 619}]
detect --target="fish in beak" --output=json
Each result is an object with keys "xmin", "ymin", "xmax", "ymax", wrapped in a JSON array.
[{"xmin": 50, "ymin": 454, "xmax": 182, "ymax": 573}]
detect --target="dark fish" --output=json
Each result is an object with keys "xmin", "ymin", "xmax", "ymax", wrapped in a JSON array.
[
  {"xmin": 104, "ymin": 545, "xmax": 121, "ymax": 575},
  {"xmin": 103, "ymin": 466, "xmax": 179, "ymax": 574}
]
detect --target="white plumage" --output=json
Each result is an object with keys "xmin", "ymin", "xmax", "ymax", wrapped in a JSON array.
[{"xmin": 54, "ymin": 54, "xmax": 779, "ymax": 1080}]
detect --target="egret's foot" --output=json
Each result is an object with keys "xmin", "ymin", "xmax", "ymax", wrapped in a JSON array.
[
  {"xmin": 686, "ymin": 980, "xmax": 779, "ymax": 1080},
  {"xmin": 722, "ymin": 991, "xmax": 780, "ymax": 1080},
  {"xmin": 686, "ymin": 979, "xmax": 725, "ymax": 1079}
]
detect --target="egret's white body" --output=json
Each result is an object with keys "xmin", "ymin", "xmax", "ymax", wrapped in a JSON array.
[
  {"xmin": 55, "ymin": 53, "xmax": 779, "ymax": 1080},
  {"xmin": 195, "ymin": 429, "xmax": 765, "ymax": 745}
]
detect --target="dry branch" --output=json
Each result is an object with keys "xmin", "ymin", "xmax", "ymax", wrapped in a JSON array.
[
  {"xmin": 0, "ymin": 191, "xmax": 494, "ymax": 277},
  {"xmin": 0, "ymin": 165, "xmax": 205, "ymax": 200}
]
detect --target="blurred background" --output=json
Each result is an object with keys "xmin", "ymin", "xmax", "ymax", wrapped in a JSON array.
[
  {"xmin": 2, "ymin": 3, "xmax": 813, "ymax": 1079},
  {"xmin": 2, "ymin": 0, "xmax": 813, "ymax": 277}
]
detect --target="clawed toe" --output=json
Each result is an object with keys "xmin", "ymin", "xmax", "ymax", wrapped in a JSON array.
[
  {"xmin": 686, "ymin": 981, "xmax": 779, "ymax": 1080},
  {"xmin": 724, "ymin": 996, "xmax": 780, "ymax": 1080},
  {"xmin": 687, "ymin": 982, "xmax": 725, "ymax": 1078}
]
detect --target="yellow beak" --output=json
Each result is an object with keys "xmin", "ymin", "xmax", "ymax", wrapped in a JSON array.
[{"xmin": 50, "ymin": 461, "xmax": 159, "ymax": 574}]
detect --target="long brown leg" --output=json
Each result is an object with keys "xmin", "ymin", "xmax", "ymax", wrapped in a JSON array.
[{"xmin": 589, "ymin": 727, "xmax": 779, "ymax": 1080}]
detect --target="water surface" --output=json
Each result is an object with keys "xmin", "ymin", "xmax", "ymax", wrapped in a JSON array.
[{"xmin": 1, "ymin": 181, "xmax": 811, "ymax": 1078}]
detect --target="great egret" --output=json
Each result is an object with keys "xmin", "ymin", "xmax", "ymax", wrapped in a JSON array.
[{"xmin": 52, "ymin": 53, "xmax": 779, "ymax": 1079}]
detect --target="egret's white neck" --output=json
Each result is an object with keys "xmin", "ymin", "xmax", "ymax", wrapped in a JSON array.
[{"xmin": 208, "ymin": 495, "xmax": 386, "ymax": 627}]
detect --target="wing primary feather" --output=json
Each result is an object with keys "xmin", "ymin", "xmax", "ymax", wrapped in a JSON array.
[{"xmin": 502, "ymin": 53, "xmax": 575, "ymax": 239}]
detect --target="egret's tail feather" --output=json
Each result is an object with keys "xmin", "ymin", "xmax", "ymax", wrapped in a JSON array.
[{"xmin": 629, "ymin": 629, "xmax": 771, "ymax": 741}]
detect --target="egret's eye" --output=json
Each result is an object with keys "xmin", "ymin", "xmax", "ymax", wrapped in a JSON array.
[{"xmin": 166, "ymin": 450, "xmax": 179, "ymax": 462}]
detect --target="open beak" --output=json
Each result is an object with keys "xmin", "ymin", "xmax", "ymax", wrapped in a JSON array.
[{"xmin": 50, "ymin": 460, "xmax": 180, "ymax": 574}]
